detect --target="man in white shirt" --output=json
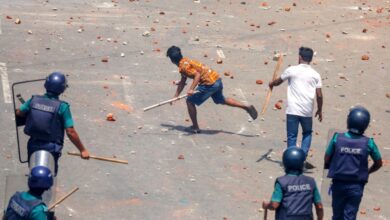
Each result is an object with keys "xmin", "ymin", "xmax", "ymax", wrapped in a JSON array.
[{"xmin": 269, "ymin": 47, "xmax": 323, "ymax": 165}]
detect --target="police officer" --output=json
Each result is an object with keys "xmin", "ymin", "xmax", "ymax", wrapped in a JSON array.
[
  {"xmin": 325, "ymin": 106, "xmax": 382, "ymax": 220},
  {"xmin": 263, "ymin": 147, "xmax": 324, "ymax": 220},
  {"xmin": 3, "ymin": 166, "xmax": 54, "ymax": 220},
  {"xmin": 15, "ymin": 72, "xmax": 89, "ymax": 174}
]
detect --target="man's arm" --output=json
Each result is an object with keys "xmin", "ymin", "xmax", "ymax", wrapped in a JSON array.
[
  {"xmin": 15, "ymin": 109, "xmax": 26, "ymax": 117},
  {"xmin": 65, "ymin": 127, "xmax": 89, "ymax": 159},
  {"xmin": 369, "ymin": 159, "xmax": 382, "ymax": 174},
  {"xmin": 187, "ymin": 72, "xmax": 201, "ymax": 96},
  {"xmin": 174, "ymin": 74, "xmax": 187, "ymax": 97},
  {"xmin": 315, "ymin": 88, "xmax": 323, "ymax": 122},
  {"xmin": 315, "ymin": 203, "xmax": 324, "ymax": 220},
  {"xmin": 262, "ymin": 201, "xmax": 280, "ymax": 210},
  {"xmin": 268, "ymin": 77, "xmax": 284, "ymax": 89}
]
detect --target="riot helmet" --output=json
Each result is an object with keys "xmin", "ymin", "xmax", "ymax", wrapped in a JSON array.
[
  {"xmin": 44, "ymin": 72, "xmax": 68, "ymax": 95},
  {"xmin": 283, "ymin": 147, "xmax": 305, "ymax": 174},
  {"xmin": 347, "ymin": 106, "xmax": 370, "ymax": 135},
  {"xmin": 28, "ymin": 166, "xmax": 53, "ymax": 190}
]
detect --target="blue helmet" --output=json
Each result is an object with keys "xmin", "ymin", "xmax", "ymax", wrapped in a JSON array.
[
  {"xmin": 283, "ymin": 147, "xmax": 305, "ymax": 174},
  {"xmin": 347, "ymin": 106, "xmax": 370, "ymax": 135},
  {"xmin": 44, "ymin": 72, "xmax": 68, "ymax": 95},
  {"xmin": 28, "ymin": 166, "xmax": 53, "ymax": 190}
]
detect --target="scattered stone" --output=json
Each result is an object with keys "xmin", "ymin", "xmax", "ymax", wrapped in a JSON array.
[
  {"xmin": 137, "ymin": 126, "xmax": 143, "ymax": 129},
  {"xmin": 284, "ymin": 7, "xmax": 291, "ymax": 12},
  {"xmin": 77, "ymin": 28, "xmax": 83, "ymax": 33},
  {"xmin": 374, "ymin": 207, "xmax": 381, "ymax": 211},
  {"xmin": 120, "ymin": 53, "xmax": 125, "ymax": 57},
  {"xmin": 178, "ymin": 155, "xmax": 185, "ymax": 160},
  {"xmin": 362, "ymin": 28, "xmax": 367, "ymax": 33},
  {"xmin": 27, "ymin": 30, "xmax": 32, "ymax": 34},
  {"xmin": 106, "ymin": 113, "xmax": 115, "ymax": 121},
  {"xmin": 101, "ymin": 57, "xmax": 109, "ymax": 62},
  {"xmin": 342, "ymin": 31, "xmax": 348, "ymax": 35},
  {"xmin": 224, "ymin": 72, "xmax": 230, "ymax": 76},
  {"xmin": 142, "ymin": 31, "xmax": 150, "ymax": 37},
  {"xmin": 140, "ymin": 50, "xmax": 144, "ymax": 55},
  {"xmin": 361, "ymin": 55, "xmax": 369, "ymax": 61},
  {"xmin": 122, "ymin": 41, "xmax": 128, "ymax": 45},
  {"xmin": 6, "ymin": 15, "xmax": 12, "ymax": 19},
  {"xmin": 216, "ymin": 59, "xmax": 223, "ymax": 64},
  {"xmin": 360, "ymin": 209, "xmax": 366, "ymax": 215},
  {"xmin": 275, "ymin": 102, "xmax": 282, "ymax": 110},
  {"xmin": 14, "ymin": 18, "xmax": 21, "ymax": 24},
  {"xmin": 326, "ymin": 33, "xmax": 331, "ymax": 38},
  {"xmin": 159, "ymin": 11, "xmax": 165, "ymax": 15},
  {"xmin": 161, "ymin": 128, "xmax": 169, "ymax": 132},
  {"xmin": 256, "ymin": 80, "xmax": 264, "ymax": 85},
  {"xmin": 268, "ymin": 21, "xmax": 276, "ymax": 26}
]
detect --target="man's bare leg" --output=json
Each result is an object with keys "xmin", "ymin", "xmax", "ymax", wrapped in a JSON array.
[
  {"xmin": 224, "ymin": 98, "xmax": 258, "ymax": 120},
  {"xmin": 186, "ymin": 100, "xmax": 200, "ymax": 131}
]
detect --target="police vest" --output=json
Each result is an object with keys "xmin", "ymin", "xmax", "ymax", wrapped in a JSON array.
[
  {"xmin": 24, "ymin": 96, "xmax": 65, "ymax": 144},
  {"xmin": 275, "ymin": 175, "xmax": 315, "ymax": 220},
  {"xmin": 4, "ymin": 192, "xmax": 44, "ymax": 220},
  {"xmin": 328, "ymin": 132, "xmax": 369, "ymax": 182}
]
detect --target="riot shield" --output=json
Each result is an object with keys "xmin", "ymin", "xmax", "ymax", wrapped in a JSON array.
[
  {"xmin": 320, "ymin": 128, "xmax": 344, "ymax": 206},
  {"xmin": 11, "ymin": 79, "xmax": 45, "ymax": 163}
]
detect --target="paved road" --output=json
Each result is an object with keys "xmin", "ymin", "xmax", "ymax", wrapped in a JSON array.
[{"xmin": 0, "ymin": 0, "xmax": 389, "ymax": 219}]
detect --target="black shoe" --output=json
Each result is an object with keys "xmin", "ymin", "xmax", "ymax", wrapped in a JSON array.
[
  {"xmin": 184, "ymin": 126, "xmax": 201, "ymax": 134},
  {"xmin": 247, "ymin": 105, "xmax": 258, "ymax": 120}
]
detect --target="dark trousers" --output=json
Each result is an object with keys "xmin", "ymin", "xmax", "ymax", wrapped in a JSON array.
[
  {"xmin": 27, "ymin": 138, "xmax": 63, "ymax": 175},
  {"xmin": 331, "ymin": 181, "xmax": 365, "ymax": 220}
]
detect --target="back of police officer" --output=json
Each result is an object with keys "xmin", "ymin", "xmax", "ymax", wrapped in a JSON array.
[
  {"xmin": 16, "ymin": 72, "xmax": 89, "ymax": 174},
  {"xmin": 325, "ymin": 106, "xmax": 382, "ymax": 220},
  {"xmin": 263, "ymin": 147, "xmax": 324, "ymax": 220},
  {"xmin": 4, "ymin": 166, "xmax": 54, "ymax": 220}
]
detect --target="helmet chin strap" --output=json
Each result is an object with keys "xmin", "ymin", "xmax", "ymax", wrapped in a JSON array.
[{"xmin": 349, "ymin": 128, "xmax": 362, "ymax": 135}]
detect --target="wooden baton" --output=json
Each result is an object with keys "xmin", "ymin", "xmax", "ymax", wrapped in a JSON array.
[
  {"xmin": 48, "ymin": 187, "xmax": 79, "ymax": 210},
  {"xmin": 67, "ymin": 152, "xmax": 128, "ymax": 164},
  {"xmin": 143, "ymin": 93, "xmax": 189, "ymax": 112},
  {"xmin": 261, "ymin": 54, "xmax": 283, "ymax": 115}
]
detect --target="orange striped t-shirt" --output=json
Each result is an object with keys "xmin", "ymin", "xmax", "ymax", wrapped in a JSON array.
[{"xmin": 178, "ymin": 57, "xmax": 219, "ymax": 85}]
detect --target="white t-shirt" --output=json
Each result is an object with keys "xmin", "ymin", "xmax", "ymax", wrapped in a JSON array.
[{"xmin": 280, "ymin": 64, "xmax": 322, "ymax": 117}]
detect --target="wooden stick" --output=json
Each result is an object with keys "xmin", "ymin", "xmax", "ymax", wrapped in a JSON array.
[
  {"xmin": 67, "ymin": 152, "xmax": 128, "ymax": 164},
  {"xmin": 48, "ymin": 187, "xmax": 79, "ymax": 210},
  {"xmin": 261, "ymin": 54, "xmax": 283, "ymax": 115},
  {"xmin": 143, "ymin": 93, "xmax": 189, "ymax": 112}
]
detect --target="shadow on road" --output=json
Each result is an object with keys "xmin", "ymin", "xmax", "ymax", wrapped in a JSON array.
[{"xmin": 160, "ymin": 123, "xmax": 258, "ymax": 137}]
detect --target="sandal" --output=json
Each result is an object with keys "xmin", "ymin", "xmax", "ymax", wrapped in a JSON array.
[{"xmin": 247, "ymin": 105, "xmax": 258, "ymax": 120}]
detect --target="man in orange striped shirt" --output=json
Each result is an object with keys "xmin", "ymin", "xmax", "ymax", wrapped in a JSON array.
[{"xmin": 167, "ymin": 46, "xmax": 258, "ymax": 133}]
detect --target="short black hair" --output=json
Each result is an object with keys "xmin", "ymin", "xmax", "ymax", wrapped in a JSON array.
[
  {"xmin": 166, "ymin": 46, "xmax": 183, "ymax": 64},
  {"xmin": 299, "ymin": 47, "xmax": 314, "ymax": 62}
]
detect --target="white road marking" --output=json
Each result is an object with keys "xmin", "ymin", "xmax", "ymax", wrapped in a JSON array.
[
  {"xmin": 216, "ymin": 49, "xmax": 225, "ymax": 59},
  {"xmin": 121, "ymin": 77, "xmax": 133, "ymax": 105},
  {"xmin": 0, "ymin": 62, "xmax": 12, "ymax": 103},
  {"xmin": 0, "ymin": 17, "xmax": 2, "ymax": 35}
]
